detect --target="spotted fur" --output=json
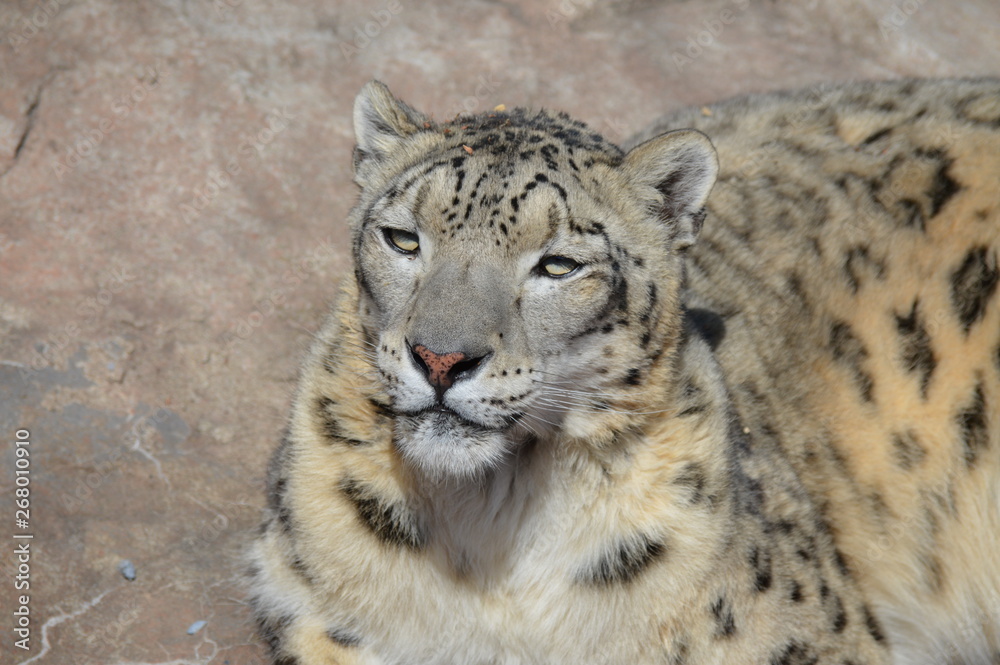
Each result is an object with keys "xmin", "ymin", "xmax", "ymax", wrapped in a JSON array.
[{"xmin": 249, "ymin": 79, "xmax": 1000, "ymax": 664}]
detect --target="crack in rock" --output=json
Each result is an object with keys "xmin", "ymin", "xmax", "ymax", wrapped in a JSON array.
[
  {"xmin": 13, "ymin": 90, "xmax": 40, "ymax": 160},
  {"xmin": 1, "ymin": 80, "xmax": 45, "ymax": 179},
  {"xmin": 20, "ymin": 591, "xmax": 110, "ymax": 665}
]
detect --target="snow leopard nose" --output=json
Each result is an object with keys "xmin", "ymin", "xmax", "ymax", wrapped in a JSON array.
[{"xmin": 409, "ymin": 343, "xmax": 487, "ymax": 395}]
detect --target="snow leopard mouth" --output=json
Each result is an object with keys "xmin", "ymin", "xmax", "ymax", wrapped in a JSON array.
[
  {"xmin": 410, "ymin": 405, "xmax": 496, "ymax": 431},
  {"xmin": 391, "ymin": 406, "xmax": 520, "ymax": 479},
  {"xmin": 396, "ymin": 403, "xmax": 523, "ymax": 438}
]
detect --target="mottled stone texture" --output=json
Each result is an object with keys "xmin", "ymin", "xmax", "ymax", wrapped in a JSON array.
[{"xmin": 0, "ymin": 0, "xmax": 997, "ymax": 662}]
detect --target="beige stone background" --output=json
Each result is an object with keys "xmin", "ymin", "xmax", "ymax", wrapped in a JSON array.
[{"xmin": 1, "ymin": 0, "xmax": 999, "ymax": 662}]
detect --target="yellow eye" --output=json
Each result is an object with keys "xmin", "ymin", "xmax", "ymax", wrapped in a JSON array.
[
  {"xmin": 384, "ymin": 228, "xmax": 419, "ymax": 254},
  {"xmin": 538, "ymin": 256, "xmax": 580, "ymax": 277}
]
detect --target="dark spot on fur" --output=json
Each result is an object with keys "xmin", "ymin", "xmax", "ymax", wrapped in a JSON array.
[
  {"xmin": 368, "ymin": 398, "xmax": 395, "ymax": 418},
  {"xmin": 315, "ymin": 397, "xmax": 367, "ymax": 446},
  {"xmin": 892, "ymin": 430, "xmax": 928, "ymax": 470},
  {"xmin": 677, "ymin": 403, "xmax": 708, "ymax": 417},
  {"xmin": 665, "ymin": 638, "xmax": 689, "ymax": 665},
  {"xmin": 289, "ymin": 554, "xmax": 317, "ymax": 586},
  {"xmin": 673, "ymin": 462, "xmax": 708, "ymax": 505},
  {"xmin": 750, "ymin": 545, "xmax": 773, "ymax": 592},
  {"xmin": 789, "ymin": 580, "xmax": 804, "ymax": 603},
  {"xmin": 327, "ymin": 627, "xmax": 362, "ymax": 647},
  {"xmin": 710, "ymin": 596, "xmax": 737, "ymax": 638},
  {"xmin": 761, "ymin": 520, "xmax": 794, "ymax": 538},
  {"xmin": 785, "ymin": 272, "xmax": 811, "ymax": 311},
  {"xmin": 920, "ymin": 148, "xmax": 961, "ymax": 218},
  {"xmin": 341, "ymin": 477, "xmax": 425, "ymax": 549},
  {"xmin": 733, "ymin": 464, "xmax": 766, "ymax": 516},
  {"xmin": 582, "ymin": 533, "xmax": 666, "ymax": 585},
  {"xmin": 956, "ymin": 380, "xmax": 990, "ymax": 468},
  {"xmin": 950, "ymin": 246, "xmax": 999, "ymax": 333},
  {"xmin": 860, "ymin": 127, "xmax": 892, "ymax": 146},
  {"xmin": 623, "ymin": 368, "xmax": 642, "ymax": 385},
  {"xmin": 770, "ymin": 641, "xmax": 819, "ymax": 665},
  {"xmin": 254, "ymin": 611, "xmax": 295, "ymax": 659},
  {"xmin": 829, "ymin": 321, "xmax": 875, "ymax": 402},
  {"xmin": 267, "ymin": 435, "xmax": 294, "ymax": 532},
  {"xmin": 895, "ymin": 301, "xmax": 936, "ymax": 398},
  {"xmin": 833, "ymin": 548, "xmax": 851, "ymax": 577},
  {"xmin": 829, "ymin": 593, "xmax": 848, "ymax": 633},
  {"xmin": 896, "ymin": 198, "xmax": 926, "ymax": 231},
  {"xmin": 863, "ymin": 605, "xmax": 887, "ymax": 644},
  {"xmin": 956, "ymin": 91, "xmax": 1000, "ymax": 128},
  {"xmin": 639, "ymin": 282, "xmax": 658, "ymax": 325},
  {"xmin": 868, "ymin": 492, "xmax": 893, "ymax": 524},
  {"xmin": 270, "ymin": 476, "xmax": 292, "ymax": 532},
  {"xmin": 922, "ymin": 553, "xmax": 946, "ymax": 592},
  {"xmin": 592, "ymin": 270, "xmax": 629, "ymax": 322},
  {"xmin": 686, "ymin": 307, "xmax": 726, "ymax": 351},
  {"xmin": 843, "ymin": 246, "xmax": 886, "ymax": 294}
]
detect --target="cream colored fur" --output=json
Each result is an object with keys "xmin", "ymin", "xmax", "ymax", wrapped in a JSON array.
[{"xmin": 250, "ymin": 79, "xmax": 1000, "ymax": 665}]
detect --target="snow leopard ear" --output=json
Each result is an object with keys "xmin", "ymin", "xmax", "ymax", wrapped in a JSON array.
[
  {"xmin": 353, "ymin": 81, "xmax": 430, "ymax": 184},
  {"xmin": 622, "ymin": 129, "xmax": 718, "ymax": 250}
]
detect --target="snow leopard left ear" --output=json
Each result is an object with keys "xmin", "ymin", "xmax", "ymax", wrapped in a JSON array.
[
  {"xmin": 622, "ymin": 129, "xmax": 718, "ymax": 250},
  {"xmin": 353, "ymin": 81, "xmax": 430, "ymax": 185}
]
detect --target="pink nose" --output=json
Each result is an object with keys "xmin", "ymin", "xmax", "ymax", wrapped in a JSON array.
[{"xmin": 411, "ymin": 345, "xmax": 468, "ymax": 389}]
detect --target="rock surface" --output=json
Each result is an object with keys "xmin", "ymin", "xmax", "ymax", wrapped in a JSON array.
[{"xmin": 1, "ymin": 0, "xmax": 998, "ymax": 662}]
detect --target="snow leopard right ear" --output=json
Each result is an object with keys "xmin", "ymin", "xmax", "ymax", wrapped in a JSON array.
[{"xmin": 353, "ymin": 81, "xmax": 430, "ymax": 185}]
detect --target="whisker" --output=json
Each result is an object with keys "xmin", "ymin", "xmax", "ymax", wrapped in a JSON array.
[
  {"xmin": 532, "ymin": 394, "xmax": 671, "ymax": 417},
  {"xmin": 517, "ymin": 410, "xmax": 564, "ymax": 429},
  {"xmin": 531, "ymin": 377, "xmax": 655, "ymax": 400}
]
